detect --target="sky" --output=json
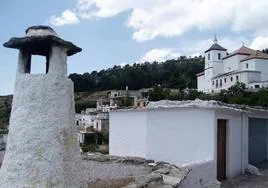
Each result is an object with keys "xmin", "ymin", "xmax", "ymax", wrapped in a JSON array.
[{"xmin": 1, "ymin": 0, "xmax": 268, "ymax": 95}]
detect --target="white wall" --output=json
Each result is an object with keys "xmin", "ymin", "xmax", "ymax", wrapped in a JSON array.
[
  {"xmin": 211, "ymin": 71, "xmax": 261, "ymax": 92},
  {"xmin": 223, "ymin": 55, "xmax": 248, "ymax": 73},
  {"xmin": 197, "ymin": 75, "xmax": 207, "ymax": 92},
  {"xmin": 109, "ymin": 110, "xmax": 147, "ymax": 157},
  {"xmin": 146, "ymin": 108, "xmax": 215, "ymax": 165},
  {"xmin": 255, "ymin": 59, "xmax": 268, "ymax": 81},
  {"xmin": 240, "ymin": 59, "xmax": 256, "ymax": 71}
]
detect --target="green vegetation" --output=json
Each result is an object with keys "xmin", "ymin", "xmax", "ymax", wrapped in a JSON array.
[
  {"xmin": 149, "ymin": 82, "xmax": 268, "ymax": 107},
  {"xmin": 69, "ymin": 56, "xmax": 205, "ymax": 92},
  {"xmin": 0, "ymin": 96, "xmax": 12, "ymax": 130}
]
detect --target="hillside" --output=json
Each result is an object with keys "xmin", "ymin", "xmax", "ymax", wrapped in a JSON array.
[
  {"xmin": 69, "ymin": 56, "xmax": 205, "ymax": 92},
  {"xmin": 0, "ymin": 57, "xmax": 205, "ymax": 127},
  {"xmin": 0, "ymin": 95, "xmax": 12, "ymax": 129}
]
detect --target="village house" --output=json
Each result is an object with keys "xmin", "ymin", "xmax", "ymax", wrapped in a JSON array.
[
  {"xmin": 75, "ymin": 114, "xmax": 93, "ymax": 127},
  {"xmin": 197, "ymin": 37, "xmax": 268, "ymax": 93},
  {"xmin": 98, "ymin": 87, "xmax": 149, "ymax": 109},
  {"xmin": 109, "ymin": 100, "xmax": 268, "ymax": 187},
  {"xmin": 91, "ymin": 112, "xmax": 109, "ymax": 132}
]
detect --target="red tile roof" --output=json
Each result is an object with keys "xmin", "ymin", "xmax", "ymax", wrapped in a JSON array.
[{"xmin": 222, "ymin": 46, "xmax": 267, "ymax": 60}]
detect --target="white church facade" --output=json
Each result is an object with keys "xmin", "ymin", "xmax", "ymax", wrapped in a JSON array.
[{"xmin": 197, "ymin": 38, "xmax": 268, "ymax": 93}]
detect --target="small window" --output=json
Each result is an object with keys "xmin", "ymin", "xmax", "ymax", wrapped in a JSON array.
[
  {"xmin": 220, "ymin": 79, "xmax": 222, "ymax": 86},
  {"xmin": 224, "ymin": 78, "xmax": 226, "ymax": 83},
  {"xmin": 208, "ymin": 53, "xmax": 210, "ymax": 60},
  {"xmin": 231, "ymin": 77, "xmax": 233, "ymax": 82},
  {"xmin": 236, "ymin": 76, "xmax": 239, "ymax": 81},
  {"xmin": 218, "ymin": 53, "xmax": 221, "ymax": 60},
  {"xmin": 246, "ymin": 63, "xmax": 248, "ymax": 69},
  {"xmin": 213, "ymin": 81, "xmax": 215, "ymax": 85},
  {"xmin": 255, "ymin": 85, "xmax": 260, "ymax": 88},
  {"xmin": 216, "ymin": 80, "xmax": 218, "ymax": 87}
]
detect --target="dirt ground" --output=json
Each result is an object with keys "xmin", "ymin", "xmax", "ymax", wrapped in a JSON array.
[{"xmin": 221, "ymin": 163, "xmax": 268, "ymax": 188}]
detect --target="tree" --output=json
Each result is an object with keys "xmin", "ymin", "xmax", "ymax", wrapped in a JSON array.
[{"xmin": 69, "ymin": 56, "xmax": 205, "ymax": 92}]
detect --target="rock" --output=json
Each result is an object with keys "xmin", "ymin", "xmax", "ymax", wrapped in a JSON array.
[
  {"xmin": 123, "ymin": 183, "xmax": 137, "ymax": 188},
  {"xmin": 136, "ymin": 173, "xmax": 163, "ymax": 187},
  {"xmin": 155, "ymin": 167, "xmax": 170, "ymax": 174},
  {"xmin": 147, "ymin": 182, "xmax": 173, "ymax": 188},
  {"xmin": 146, "ymin": 159, "xmax": 155, "ymax": 163},
  {"xmin": 169, "ymin": 165, "xmax": 189, "ymax": 179},
  {"xmin": 156, "ymin": 161, "xmax": 170, "ymax": 165},
  {"xmin": 148, "ymin": 163, "xmax": 157, "ymax": 167},
  {"xmin": 162, "ymin": 175, "xmax": 183, "ymax": 187},
  {"xmin": 245, "ymin": 164, "xmax": 262, "ymax": 176}
]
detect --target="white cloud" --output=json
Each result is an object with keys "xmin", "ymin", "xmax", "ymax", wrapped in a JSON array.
[
  {"xmin": 50, "ymin": 0, "xmax": 268, "ymax": 42},
  {"xmin": 49, "ymin": 9, "xmax": 80, "ymax": 26},
  {"xmin": 191, "ymin": 53, "xmax": 201, "ymax": 58},
  {"xmin": 120, "ymin": 62, "xmax": 128, "ymax": 67},
  {"xmin": 140, "ymin": 48, "xmax": 181, "ymax": 63},
  {"xmin": 249, "ymin": 36, "xmax": 268, "ymax": 50}
]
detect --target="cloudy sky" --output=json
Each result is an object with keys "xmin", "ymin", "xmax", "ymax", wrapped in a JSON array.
[{"xmin": 1, "ymin": 0, "xmax": 268, "ymax": 95}]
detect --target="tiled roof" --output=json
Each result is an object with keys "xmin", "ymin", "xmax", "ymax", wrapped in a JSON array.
[
  {"xmin": 240, "ymin": 51, "xmax": 268, "ymax": 62},
  {"xmin": 204, "ymin": 43, "xmax": 227, "ymax": 53},
  {"xmin": 223, "ymin": 46, "xmax": 261, "ymax": 60}
]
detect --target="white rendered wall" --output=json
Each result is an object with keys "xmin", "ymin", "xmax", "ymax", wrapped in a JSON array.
[
  {"xmin": 109, "ymin": 110, "xmax": 147, "ymax": 157},
  {"xmin": 240, "ymin": 59, "xmax": 256, "ymax": 71},
  {"xmin": 211, "ymin": 71, "xmax": 261, "ymax": 92},
  {"xmin": 145, "ymin": 108, "xmax": 217, "ymax": 188},
  {"xmin": 223, "ymin": 55, "xmax": 247, "ymax": 73},
  {"xmin": 197, "ymin": 75, "xmax": 207, "ymax": 92},
  {"xmin": 146, "ymin": 108, "xmax": 215, "ymax": 165},
  {"xmin": 255, "ymin": 59, "xmax": 268, "ymax": 81}
]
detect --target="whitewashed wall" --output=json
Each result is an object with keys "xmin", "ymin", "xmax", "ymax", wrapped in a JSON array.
[
  {"xmin": 146, "ymin": 108, "xmax": 215, "ymax": 165},
  {"xmin": 223, "ymin": 55, "xmax": 248, "ymax": 72},
  {"xmin": 255, "ymin": 59, "xmax": 268, "ymax": 81},
  {"xmin": 109, "ymin": 110, "xmax": 147, "ymax": 157},
  {"xmin": 197, "ymin": 75, "xmax": 208, "ymax": 92},
  {"xmin": 240, "ymin": 59, "xmax": 256, "ymax": 71}
]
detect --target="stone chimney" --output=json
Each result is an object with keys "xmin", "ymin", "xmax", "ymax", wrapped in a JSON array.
[{"xmin": 0, "ymin": 26, "xmax": 86, "ymax": 188}]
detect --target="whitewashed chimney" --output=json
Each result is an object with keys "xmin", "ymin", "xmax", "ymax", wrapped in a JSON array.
[{"xmin": 0, "ymin": 26, "xmax": 86, "ymax": 188}]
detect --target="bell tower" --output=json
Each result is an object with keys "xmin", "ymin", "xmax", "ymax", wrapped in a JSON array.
[
  {"xmin": 204, "ymin": 36, "xmax": 227, "ymax": 92},
  {"xmin": 0, "ymin": 26, "xmax": 86, "ymax": 188}
]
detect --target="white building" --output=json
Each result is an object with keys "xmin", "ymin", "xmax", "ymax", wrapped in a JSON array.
[
  {"xmin": 109, "ymin": 100, "xmax": 268, "ymax": 188},
  {"xmin": 92, "ymin": 112, "xmax": 109, "ymax": 132},
  {"xmin": 75, "ymin": 114, "xmax": 93, "ymax": 127},
  {"xmin": 197, "ymin": 37, "xmax": 268, "ymax": 92}
]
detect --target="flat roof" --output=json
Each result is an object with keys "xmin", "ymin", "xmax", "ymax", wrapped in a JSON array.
[{"xmin": 111, "ymin": 99, "xmax": 268, "ymax": 114}]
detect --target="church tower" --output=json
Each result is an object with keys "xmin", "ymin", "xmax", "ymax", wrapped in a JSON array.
[{"xmin": 204, "ymin": 36, "xmax": 227, "ymax": 92}]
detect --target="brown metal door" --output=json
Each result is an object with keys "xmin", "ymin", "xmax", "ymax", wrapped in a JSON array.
[{"xmin": 217, "ymin": 119, "xmax": 226, "ymax": 181}]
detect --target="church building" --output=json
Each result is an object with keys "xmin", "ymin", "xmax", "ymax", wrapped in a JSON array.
[{"xmin": 197, "ymin": 37, "xmax": 268, "ymax": 93}]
